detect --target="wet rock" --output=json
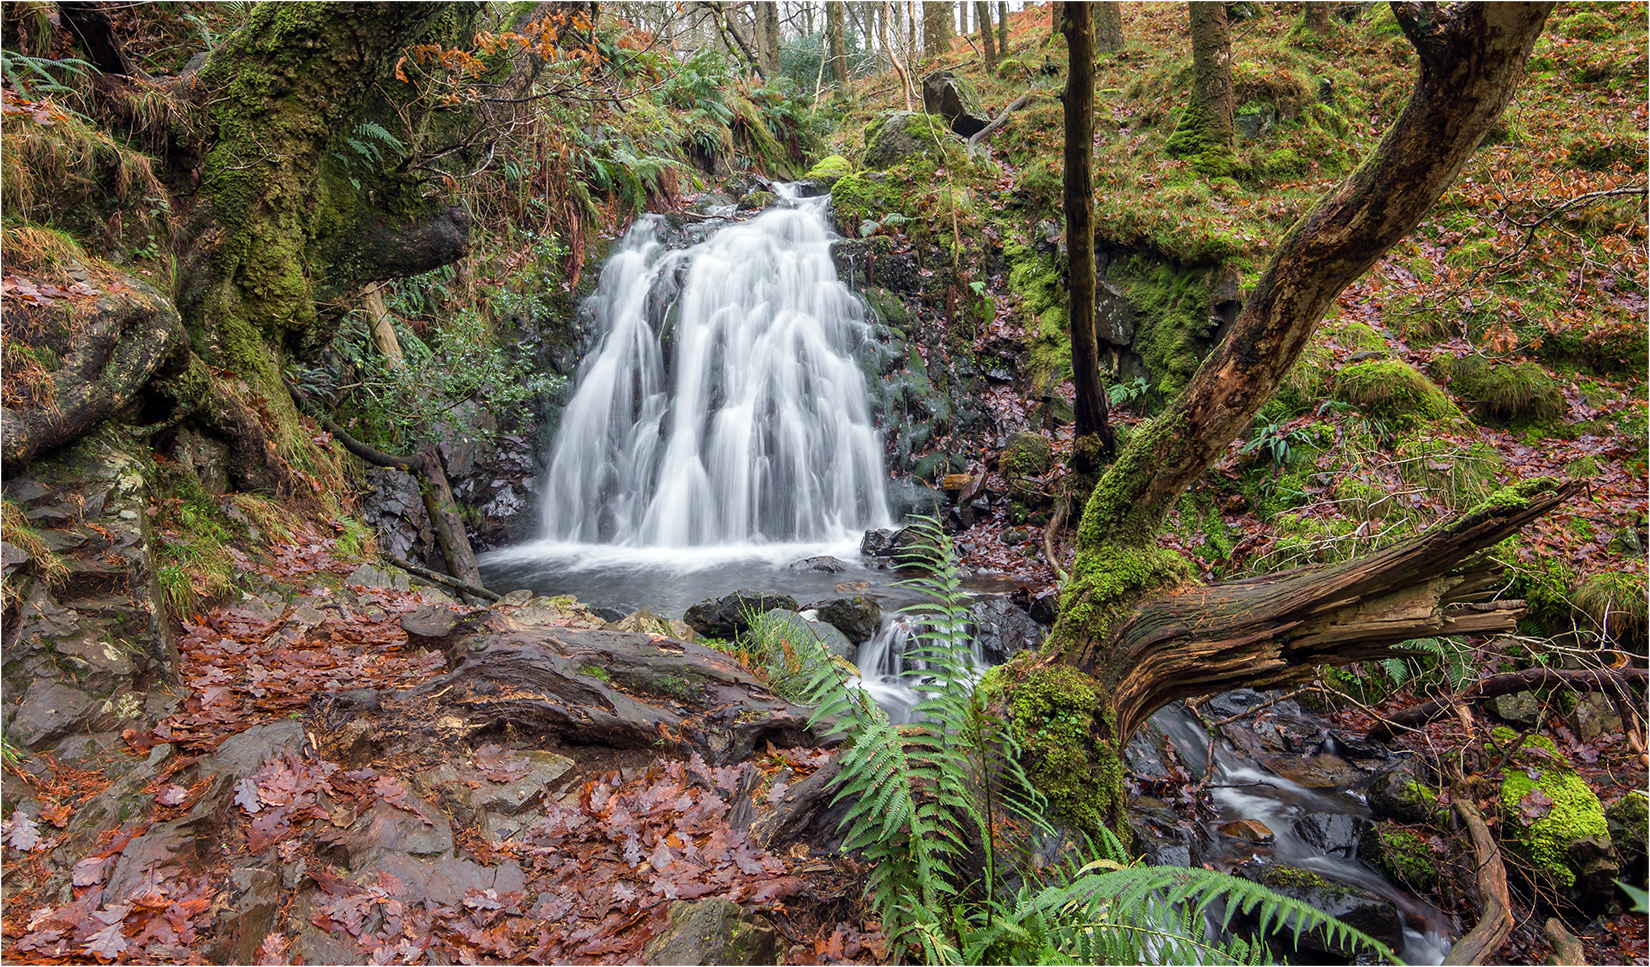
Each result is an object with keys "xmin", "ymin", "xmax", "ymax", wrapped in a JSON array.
[
  {"xmin": 604, "ymin": 609, "xmax": 678, "ymax": 637},
  {"xmin": 473, "ymin": 752, "xmax": 576, "ymax": 816},
  {"xmin": 327, "ymin": 800, "xmax": 454, "ymax": 862},
  {"xmin": 885, "ymin": 479, "xmax": 944, "ymax": 520},
  {"xmin": 811, "ymin": 596, "xmax": 882, "ymax": 644},
  {"xmin": 345, "ymin": 563, "xmax": 410, "ymax": 593},
  {"xmin": 590, "ymin": 606, "xmax": 628, "ymax": 623},
  {"xmin": 683, "ymin": 590, "xmax": 799, "ymax": 639},
  {"xmin": 789, "ymin": 556, "xmax": 846, "ymax": 573},
  {"xmin": 207, "ymin": 865, "xmax": 280, "ymax": 964},
  {"xmin": 1126, "ymin": 795, "xmax": 1203, "ymax": 868},
  {"xmin": 401, "ymin": 604, "xmax": 461, "ymax": 651},
  {"xmin": 1219, "ymin": 819, "xmax": 1274, "ymax": 843},
  {"xmin": 1233, "ymin": 861, "xmax": 1404, "ymax": 960},
  {"xmin": 756, "ymin": 609, "xmax": 856, "ymax": 664},
  {"xmin": 198, "ymin": 720, "xmax": 307, "ymax": 781},
  {"xmin": 7, "ymin": 679, "xmax": 99, "ymax": 748},
  {"xmin": 1570, "ymin": 692, "xmax": 1623, "ymax": 742},
  {"xmin": 1026, "ymin": 587, "xmax": 1060, "ymax": 625},
  {"xmin": 106, "ymin": 808, "xmax": 222, "ymax": 903},
  {"xmin": 1294, "ymin": 812, "xmax": 1365, "ymax": 857},
  {"xmin": 1256, "ymin": 752, "xmax": 1362, "ymax": 790},
  {"xmin": 1607, "ymin": 793, "xmax": 1647, "ymax": 889},
  {"xmin": 1124, "ymin": 718, "xmax": 1175, "ymax": 785},
  {"xmin": 920, "ymin": 70, "xmax": 988, "ymax": 136},
  {"xmin": 1367, "ymin": 759, "xmax": 1443, "ymax": 825},
  {"xmin": 969, "ymin": 595, "xmax": 1044, "ymax": 665},
  {"xmin": 998, "ymin": 432, "xmax": 1052, "ymax": 477},
  {"xmin": 1488, "ymin": 689, "xmax": 1542, "ymax": 726},
  {"xmin": 497, "ymin": 589, "xmax": 534, "ymax": 607},
  {"xmin": 1359, "ymin": 823, "xmax": 1439, "ymax": 891},
  {"xmin": 642, "ymin": 897, "xmax": 781, "ymax": 966}
]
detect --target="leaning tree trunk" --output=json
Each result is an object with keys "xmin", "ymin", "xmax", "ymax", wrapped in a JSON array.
[
  {"xmin": 174, "ymin": 3, "xmax": 473, "ymax": 493},
  {"xmin": 1062, "ymin": 2, "xmax": 1114, "ymax": 467},
  {"xmin": 1022, "ymin": 2, "xmax": 1556, "ymax": 841}
]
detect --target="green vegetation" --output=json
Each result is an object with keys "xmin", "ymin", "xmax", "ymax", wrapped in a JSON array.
[
  {"xmin": 1494, "ymin": 730, "xmax": 1611, "ymax": 891},
  {"xmin": 1430, "ymin": 355, "xmax": 1565, "ymax": 423},
  {"xmin": 1333, "ymin": 359, "xmax": 1459, "ymax": 424}
]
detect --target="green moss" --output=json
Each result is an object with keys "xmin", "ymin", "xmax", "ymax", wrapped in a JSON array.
[
  {"xmin": 999, "ymin": 433, "xmax": 1053, "ymax": 477},
  {"xmin": 1109, "ymin": 256, "xmax": 1226, "ymax": 398},
  {"xmin": 997, "ymin": 657, "xmax": 1126, "ymax": 845},
  {"xmin": 1361, "ymin": 824, "xmax": 1439, "ymax": 890},
  {"xmin": 1495, "ymin": 730, "xmax": 1610, "ymax": 889},
  {"xmin": 1056, "ymin": 543, "xmax": 1194, "ymax": 648},
  {"xmin": 828, "ymin": 171, "xmax": 900, "ymax": 230},
  {"xmin": 1558, "ymin": 11, "xmax": 1615, "ymax": 40},
  {"xmin": 1334, "ymin": 359, "xmax": 1460, "ymax": 424},
  {"xmin": 1164, "ymin": 101, "xmax": 1234, "ymax": 173},
  {"xmin": 802, "ymin": 154, "xmax": 852, "ymax": 187},
  {"xmin": 581, "ymin": 664, "xmax": 611, "ymax": 682},
  {"xmin": 1431, "ymin": 355, "xmax": 1565, "ymax": 423},
  {"xmin": 1258, "ymin": 866, "xmax": 1332, "ymax": 891}
]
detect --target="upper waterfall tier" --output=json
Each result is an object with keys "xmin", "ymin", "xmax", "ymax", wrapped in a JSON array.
[{"xmin": 541, "ymin": 195, "xmax": 892, "ymax": 547}]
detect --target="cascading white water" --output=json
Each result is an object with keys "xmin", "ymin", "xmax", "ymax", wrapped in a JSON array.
[{"xmin": 539, "ymin": 190, "xmax": 891, "ymax": 547}]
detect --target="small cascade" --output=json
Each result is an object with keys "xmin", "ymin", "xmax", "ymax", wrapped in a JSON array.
[
  {"xmin": 539, "ymin": 189, "xmax": 891, "ymax": 547},
  {"xmin": 852, "ymin": 614, "xmax": 989, "ymax": 724}
]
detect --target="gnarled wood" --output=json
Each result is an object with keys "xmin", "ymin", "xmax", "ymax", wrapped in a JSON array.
[{"xmin": 1444, "ymin": 788, "xmax": 1513, "ymax": 965}]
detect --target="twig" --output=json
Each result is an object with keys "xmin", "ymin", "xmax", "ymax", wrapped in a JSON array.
[{"xmin": 1207, "ymin": 686, "xmax": 1311, "ymax": 729}]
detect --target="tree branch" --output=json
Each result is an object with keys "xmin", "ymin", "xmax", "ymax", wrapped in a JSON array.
[
  {"xmin": 966, "ymin": 90, "xmax": 1039, "ymax": 158},
  {"xmin": 1366, "ymin": 666, "xmax": 1650, "ymax": 742}
]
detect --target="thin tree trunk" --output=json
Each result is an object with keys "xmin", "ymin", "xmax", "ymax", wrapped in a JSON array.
[
  {"xmin": 1095, "ymin": 1, "xmax": 1123, "ymax": 52},
  {"xmin": 996, "ymin": 0, "xmax": 1008, "ymax": 53},
  {"xmin": 975, "ymin": 1, "xmax": 996, "ymax": 69},
  {"xmin": 1062, "ymin": 2, "xmax": 1113, "ymax": 461},
  {"xmin": 1165, "ymin": 1, "xmax": 1234, "ymax": 163},
  {"xmin": 763, "ymin": 2, "xmax": 782, "ymax": 73},
  {"xmin": 827, "ymin": 0, "xmax": 850, "ymax": 90},
  {"xmin": 881, "ymin": 0, "xmax": 914, "ymax": 109},
  {"xmin": 362, "ymin": 286, "xmax": 406, "ymax": 370}
]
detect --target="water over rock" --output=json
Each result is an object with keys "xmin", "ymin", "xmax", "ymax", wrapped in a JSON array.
[{"xmin": 1232, "ymin": 860, "xmax": 1405, "ymax": 961}]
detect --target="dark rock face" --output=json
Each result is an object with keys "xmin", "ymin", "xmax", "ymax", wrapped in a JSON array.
[
  {"xmin": 811, "ymin": 595, "xmax": 883, "ymax": 644},
  {"xmin": 642, "ymin": 898, "xmax": 780, "ymax": 966},
  {"xmin": 968, "ymin": 595, "xmax": 1044, "ymax": 665},
  {"xmin": 1232, "ymin": 860, "xmax": 1404, "ymax": 961},
  {"xmin": 921, "ymin": 70, "xmax": 988, "ymax": 136},
  {"xmin": 682, "ymin": 590, "xmax": 800, "ymax": 639},
  {"xmin": 1367, "ymin": 759, "xmax": 1442, "ymax": 825},
  {"xmin": 2, "ymin": 435, "xmax": 176, "ymax": 758},
  {"xmin": 758, "ymin": 609, "xmax": 856, "ymax": 663},
  {"xmin": 789, "ymin": 556, "xmax": 846, "ymax": 573},
  {"xmin": 1293, "ymin": 812, "xmax": 1365, "ymax": 857}
]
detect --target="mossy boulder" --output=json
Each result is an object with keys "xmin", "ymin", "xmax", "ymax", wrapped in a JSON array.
[
  {"xmin": 1494, "ymin": 730, "xmax": 1616, "ymax": 903},
  {"xmin": 1333, "ymin": 359, "xmax": 1460, "ymax": 424},
  {"xmin": 863, "ymin": 111, "xmax": 951, "ymax": 170},
  {"xmin": 1607, "ymin": 792, "xmax": 1648, "ymax": 889},
  {"xmin": 1359, "ymin": 823, "xmax": 1439, "ymax": 891},
  {"xmin": 827, "ymin": 171, "xmax": 900, "ymax": 233},
  {"xmin": 999, "ymin": 432, "xmax": 1053, "ymax": 478},
  {"xmin": 987, "ymin": 656, "xmax": 1121, "ymax": 843},
  {"xmin": 1430, "ymin": 355, "xmax": 1565, "ymax": 423},
  {"xmin": 1558, "ymin": 10, "xmax": 1615, "ymax": 40},
  {"xmin": 801, "ymin": 154, "xmax": 852, "ymax": 189}
]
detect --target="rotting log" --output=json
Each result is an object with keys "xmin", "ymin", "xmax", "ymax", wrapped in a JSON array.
[
  {"xmin": 312, "ymin": 622, "xmax": 832, "ymax": 767},
  {"xmin": 1093, "ymin": 478, "xmax": 1585, "ymax": 743}
]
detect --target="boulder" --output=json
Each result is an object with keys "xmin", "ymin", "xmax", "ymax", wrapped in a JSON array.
[
  {"xmin": 863, "ymin": 111, "xmax": 949, "ymax": 169},
  {"xmin": 1367, "ymin": 759, "xmax": 1444, "ymax": 825},
  {"xmin": 798, "ymin": 154, "xmax": 851, "ymax": 192},
  {"xmin": 859, "ymin": 526, "xmax": 925, "ymax": 561},
  {"xmin": 998, "ymin": 432, "xmax": 1052, "ymax": 477},
  {"xmin": 1606, "ymin": 792, "xmax": 1648, "ymax": 889},
  {"xmin": 1358, "ymin": 822, "xmax": 1439, "ymax": 891},
  {"xmin": 886, "ymin": 479, "xmax": 944, "ymax": 520},
  {"xmin": 788, "ymin": 556, "xmax": 846, "ymax": 573},
  {"xmin": 1493, "ymin": 730, "xmax": 1617, "ymax": 908},
  {"xmin": 811, "ymin": 595, "xmax": 883, "ymax": 644},
  {"xmin": 1293, "ymin": 812, "xmax": 1364, "ymax": 857},
  {"xmin": 920, "ymin": 70, "xmax": 988, "ymax": 136},
  {"xmin": 641, "ymin": 898, "xmax": 780, "ymax": 966},
  {"xmin": 968, "ymin": 595, "xmax": 1044, "ymax": 665},
  {"xmin": 683, "ymin": 590, "xmax": 799, "ymax": 639},
  {"xmin": 1232, "ymin": 861, "xmax": 1404, "ymax": 960}
]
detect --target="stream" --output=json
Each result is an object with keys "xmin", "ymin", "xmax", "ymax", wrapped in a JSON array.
[{"xmin": 482, "ymin": 183, "xmax": 1456, "ymax": 964}]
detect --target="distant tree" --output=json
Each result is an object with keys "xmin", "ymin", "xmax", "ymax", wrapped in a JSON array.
[
  {"xmin": 975, "ymin": 0, "xmax": 996, "ymax": 69},
  {"xmin": 996, "ymin": 0, "xmax": 1008, "ymax": 53},
  {"xmin": 1163, "ymin": 1, "xmax": 1234, "ymax": 172},
  {"xmin": 1095, "ymin": 1, "xmax": 1124, "ymax": 52},
  {"xmin": 1302, "ymin": 1, "xmax": 1332, "ymax": 34},
  {"xmin": 827, "ymin": 0, "xmax": 850, "ymax": 87},
  {"xmin": 923, "ymin": 0, "xmax": 951, "ymax": 59},
  {"xmin": 1061, "ymin": 1, "xmax": 1114, "ymax": 464}
]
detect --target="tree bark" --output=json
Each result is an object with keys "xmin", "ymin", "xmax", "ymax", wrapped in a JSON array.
[
  {"xmin": 827, "ymin": 1, "xmax": 850, "ymax": 90},
  {"xmin": 974, "ymin": 1, "xmax": 996, "ymax": 70},
  {"xmin": 1095, "ymin": 2, "xmax": 1124, "ymax": 53},
  {"xmin": 923, "ymin": 1, "xmax": 950, "ymax": 60},
  {"xmin": 1061, "ymin": 3, "xmax": 1114, "ymax": 462},
  {"xmin": 1302, "ymin": 2, "xmax": 1332, "ymax": 35},
  {"xmin": 1165, "ymin": 1, "xmax": 1234, "ymax": 164},
  {"xmin": 1366, "ymin": 665, "xmax": 1649, "ymax": 743},
  {"xmin": 1444, "ymin": 790, "xmax": 1514, "ymax": 965},
  {"xmin": 762, "ymin": 2, "xmax": 783, "ymax": 73},
  {"xmin": 996, "ymin": 0, "xmax": 1009, "ymax": 54},
  {"xmin": 1029, "ymin": 2, "xmax": 1555, "ymax": 841}
]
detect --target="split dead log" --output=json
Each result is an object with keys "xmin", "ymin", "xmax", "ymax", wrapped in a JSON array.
[
  {"xmin": 314, "ymin": 621, "xmax": 833, "ymax": 767},
  {"xmin": 1443, "ymin": 788, "xmax": 1513, "ymax": 965},
  {"xmin": 1093, "ymin": 479, "xmax": 1584, "ymax": 743},
  {"xmin": 1367, "ymin": 666, "xmax": 1650, "ymax": 743}
]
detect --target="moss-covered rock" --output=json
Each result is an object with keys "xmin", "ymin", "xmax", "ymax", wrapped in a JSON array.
[
  {"xmin": 1607, "ymin": 792, "xmax": 1648, "ymax": 889},
  {"xmin": 1430, "ymin": 355, "xmax": 1565, "ymax": 423},
  {"xmin": 1109, "ymin": 255, "xmax": 1237, "ymax": 398},
  {"xmin": 999, "ymin": 432, "xmax": 1053, "ymax": 477},
  {"xmin": 1333, "ymin": 359, "xmax": 1460, "ymax": 424},
  {"xmin": 1494, "ymin": 729, "xmax": 1615, "ymax": 897},
  {"xmin": 1572, "ymin": 570, "xmax": 1648, "ymax": 651},
  {"xmin": 801, "ymin": 154, "xmax": 852, "ymax": 189},
  {"xmin": 1360, "ymin": 823, "xmax": 1439, "ymax": 891},
  {"xmin": 1558, "ymin": 10, "xmax": 1616, "ymax": 40},
  {"xmin": 863, "ymin": 111, "xmax": 951, "ymax": 169},
  {"xmin": 827, "ymin": 171, "xmax": 900, "ymax": 232}
]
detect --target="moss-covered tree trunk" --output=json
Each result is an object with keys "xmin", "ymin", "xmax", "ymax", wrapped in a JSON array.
[
  {"xmin": 174, "ymin": 3, "xmax": 474, "ymax": 492},
  {"xmin": 1014, "ymin": 2, "xmax": 1556, "ymax": 842},
  {"xmin": 1163, "ymin": 1, "xmax": 1233, "ymax": 170},
  {"xmin": 1061, "ymin": 1, "xmax": 1114, "ymax": 466},
  {"xmin": 996, "ymin": 0, "xmax": 1009, "ymax": 54}
]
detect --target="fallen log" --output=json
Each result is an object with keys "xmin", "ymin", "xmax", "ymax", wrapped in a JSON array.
[{"xmin": 1366, "ymin": 666, "xmax": 1650, "ymax": 743}]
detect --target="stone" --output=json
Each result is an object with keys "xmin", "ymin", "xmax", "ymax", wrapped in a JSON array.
[
  {"xmin": 1255, "ymin": 752, "xmax": 1362, "ymax": 790},
  {"xmin": 1367, "ymin": 759, "xmax": 1442, "ymax": 825},
  {"xmin": 969, "ymin": 595, "xmax": 1044, "ymax": 664},
  {"xmin": 402, "ymin": 603, "xmax": 461, "ymax": 651},
  {"xmin": 788, "ymin": 556, "xmax": 846, "ymax": 573},
  {"xmin": 1126, "ymin": 795, "xmax": 1202, "ymax": 868},
  {"xmin": 1570, "ymin": 692, "xmax": 1623, "ymax": 742},
  {"xmin": 885, "ymin": 479, "xmax": 944, "ymax": 520},
  {"xmin": 1219, "ymin": 819, "xmax": 1274, "ymax": 843},
  {"xmin": 641, "ymin": 898, "xmax": 781, "ymax": 966},
  {"xmin": 920, "ymin": 70, "xmax": 988, "ymax": 136},
  {"xmin": 756, "ymin": 609, "xmax": 856, "ymax": 664},
  {"xmin": 605, "ymin": 609, "xmax": 676, "ymax": 636},
  {"xmin": 471, "ymin": 751, "xmax": 577, "ymax": 816},
  {"xmin": 1606, "ymin": 792, "xmax": 1647, "ymax": 889},
  {"xmin": 1233, "ymin": 861, "xmax": 1404, "ymax": 959},
  {"xmin": 998, "ymin": 432, "xmax": 1052, "ymax": 477},
  {"xmin": 863, "ymin": 111, "xmax": 946, "ymax": 169},
  {"xmin": 736, "ymin": 190, "xmax": 776, "ymax": 212},
  {"xmin": 497, "ymin": 589, "xmax": 534, "ymax": 607},
  {"xmin": 1293, "ymin": 812, "xmax": 1365, "ymax": 856},
  {"xmin": 683, "ymin": 590, "xmax": 799, "ymax": 639},
  {"xmin": 6, "ymin": 679, "xmax": 97, "ymax": 748},
  {"xmin": 1123, "ymin": 719, "xmax": 1175, "ymax": 785},
  {"xmin": 1488, "ymin": 690, "xmax": 1542, "ymax": 726},
  {"xmin": 810, "ymin": 595, "xmax": 883, "ymax": 644},
  {"xmin": 344, "ymin": 563, "xmax": 409, "ymax": 592},
  {"xmin": 329, "ymin": 800, "xmax": 454, "ymax": 862},
  {"xmin": 1027, "ymin": 587, "xmax": 1060, "ymax": 625},
  {"xmin": 859, "ymin": 526, "xmax": 922, "ymax": 560},
  {"xmin": 208, "ymin": 865, "xmax": 281, "ymax": 964},
  {"xmin": 198, "ymin": 720, "xmax": 307, "ymax": 780},
  {"xmin": 799, "ymin": 155, "xmax": 851, "ymax": 190}
]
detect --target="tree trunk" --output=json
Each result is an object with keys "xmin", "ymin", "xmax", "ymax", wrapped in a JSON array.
[
  {"xmin": 1095, "ymin": 1, "xmax": 1124, "ymax": 52},
  {"xmin": 975, "ymin": 1, "xmax": 996, "ymax": 69},
  {"xmin": 828, "ymin": 0, "xmax": 850, "ymax": 89},
  {"xmin": 1024, "ymin": 2, "xmax": 1555, "ymax": 842},
  {"xmin": 1164, "ymin": 1, "xmax": 1234, "ymax": 167},
  {"xmin": 762, "ymin": 2, "xmax": 782, "ymax": 73},
  {"xmin": 882, "ymin": 0, "xmax": 915, "ymax": 109},
  {"xmin": 1302, "ymin": 2, "xmax": 1332, "ymax": 34},
  {"xmin": 996, "ymin": 0, "xmax": 1009, "ymax": 54},
  {"xmin": 922, "ymin": 1, "xmax": 947, "ymax": 59},
  {"xmin": 1062, "ymin": 2, "xmax": 1114, "ymax": 464}
]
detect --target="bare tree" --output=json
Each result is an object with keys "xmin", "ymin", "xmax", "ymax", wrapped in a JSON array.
[
  {"xmin": 975, "ymin": 0, "xmax": 996, "ymax": 69},
  {"xmin": 1062, "ymin": 1, "xmax": 1113, "ymax": 464}
]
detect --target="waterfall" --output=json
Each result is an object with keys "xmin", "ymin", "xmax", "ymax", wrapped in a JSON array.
[{"xmin": 540, "ymin": 190, "xmax": 892, "ymax": 547}]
